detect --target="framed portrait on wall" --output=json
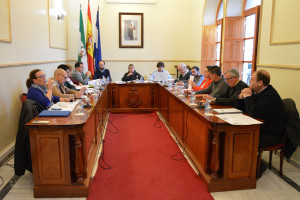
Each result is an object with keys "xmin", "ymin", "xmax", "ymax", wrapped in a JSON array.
[{"xmin": 119, "ymin": 13, "xmax": 144, "ymax": 48}]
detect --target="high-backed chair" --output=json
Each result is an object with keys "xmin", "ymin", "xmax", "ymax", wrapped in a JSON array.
[{"xmin": 257, "ymin": 98, "xmax": 296, "ymax": 177}]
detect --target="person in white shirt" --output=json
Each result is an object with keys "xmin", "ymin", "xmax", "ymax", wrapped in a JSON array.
[{"xmin": 148, "ymin": 62, "xmax": 171, "ymax": 81}]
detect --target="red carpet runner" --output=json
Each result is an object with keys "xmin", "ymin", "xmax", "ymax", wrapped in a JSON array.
[{"xmin": 88, "ymin": 113, "xmax": 213, "ymax": 200}]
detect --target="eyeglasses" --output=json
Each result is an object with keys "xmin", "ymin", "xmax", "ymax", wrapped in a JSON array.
[
  {"xmin": 59, "ymin": 74, "xmax": 68, "ymax": 79},
  {"xmin": 225, "ymin": 76, "xmax": 234, "ymax": 81},
  {"xmin": 36, "ymin": 75, "xmax": 46, "ymax": 79}
]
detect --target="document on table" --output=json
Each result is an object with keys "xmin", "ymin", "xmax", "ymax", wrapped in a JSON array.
[
  {"xmin": 50, "ymin": 101, "xmax": 79, "ymax": 112},
  {"xmin": 216, "ymin": 113, "xmax": 262, "ymax": 125},
  {"xmin": 115, "ymin": 81, "xmax": 126, "ymax": 84},
  {"xmin": 213, "ymin": 108, "xmax": 243, "ymax": 114}
]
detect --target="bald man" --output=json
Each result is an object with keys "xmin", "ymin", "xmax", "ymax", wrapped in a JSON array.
[
  {"xmin": 175, "ymin": 63, "xmax": 192, "ymax": 88},
  {"xmin": 238, "ymin": 70, "xmax": 286, "ymax": 149},
  {"xmin": 52, "ymin": 69, "xmax": 83, "ymax": 98}
]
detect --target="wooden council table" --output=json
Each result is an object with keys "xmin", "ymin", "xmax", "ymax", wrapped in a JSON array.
[{"xmin": 27, "ymin": 83, "xmax": 259, "ymax": 197}]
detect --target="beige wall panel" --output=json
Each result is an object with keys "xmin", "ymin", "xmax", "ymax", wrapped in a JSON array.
[
  {"xmin": 257, "ymin": 0, "xmax": 300, "ymax": 66},
  {"xmin": 0, "ymin": 0, "xmax": 11, "ymax": 42},
  {"xmin": 270, "ymin": 0, "xmax": 300, "ymax": 44},
  {"xmin": 48, "ymin": 0, "xmax": 68, "ymax": 49}
]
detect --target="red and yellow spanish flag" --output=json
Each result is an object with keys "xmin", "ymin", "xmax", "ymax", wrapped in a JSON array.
[{"xmin": 86, "ymin": 0, "xmax": 94, "ymax": 76}]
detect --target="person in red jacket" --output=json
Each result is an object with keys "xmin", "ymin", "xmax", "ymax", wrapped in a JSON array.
[{"xmin": 189, "ymin": 66, "xmax": 212, "ymax": 91}]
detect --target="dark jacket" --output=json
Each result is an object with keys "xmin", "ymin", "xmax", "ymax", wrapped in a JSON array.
[
  {"xmin": 283, "ymin": 98, "xmax": 300, "ymax": 159},
  {"xmin": 195, "ymin": 77, "xmax": 228, "ymax": 98},
  {"xmin": 14, "ymin": 99, "xmax": 45, "ymax": 176},
  {"xmin": 215, "ymin": 80, "xmax": 248, "ymax": 107},
  {"xmin": 122, "ymin": 71, "xmax": 143, "ymax": 82},
  {"xmin": 237, "ymin": 85, "xmax": 286, "ymax": 138},
  {"xmin": 64, "ymin": 81, "xmax": 77, "ymax": 91},
  {"xmin": 94, "ymin": 68, "xmax": 112, "ymax": 81}
]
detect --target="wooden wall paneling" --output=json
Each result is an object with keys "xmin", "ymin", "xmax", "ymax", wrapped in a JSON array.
[
  {"xmin": 33, "ymin": 129, "xmax": 67, "ymax": 185},
  {"xmin": 224, "ymin": 125, "xmax": 259, "ymax": 179},
  {"xmin": 184, "ymin": 111, "xmax": 209, "ymax": 171},
  {"xmin": 223, "ymin": 17, "xmax": 244, "ymax": 74},
  {"xmin": 168, "ymin": 95, "xmax": 184, "ymax": 141},
  {"xmin": 201, "ymin": 25, "xmax": 217, "ymax": 72}
]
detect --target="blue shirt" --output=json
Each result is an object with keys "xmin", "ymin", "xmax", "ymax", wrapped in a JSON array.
[{"xmin": 27, "ymin": 86, "xmax": 60, "ymax": 108}]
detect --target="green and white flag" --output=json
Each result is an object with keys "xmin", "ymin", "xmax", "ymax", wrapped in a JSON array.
[{"xmin": 78, "ymin": 5, "xmax": 88, "ymax": 72}]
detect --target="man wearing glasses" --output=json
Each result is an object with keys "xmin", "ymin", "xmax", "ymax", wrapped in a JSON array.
[
  {"xmin": 52, "ymin": 69, "xmax": 83, "ymax": 98},
  {"xmin": 203, "ymin": 68, "xmax": 248, "ymax": 108}
]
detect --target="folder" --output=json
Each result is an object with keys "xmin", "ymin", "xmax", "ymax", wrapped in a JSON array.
[{"xmin": 38, "ymin": 110, "xmax": 71, "ymax": 117}]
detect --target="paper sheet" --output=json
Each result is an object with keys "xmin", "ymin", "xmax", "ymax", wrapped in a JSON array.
[
  {"xmin": 50, "ymin": 101, "xmax": 79, "ymax": 112},
  {"xmin": 216, "ymin": 113, "xmax": 262, "ymax": 125},
  {"xmin": 213, "ymin": 108, "xmax": 243, "ymax": 114}
]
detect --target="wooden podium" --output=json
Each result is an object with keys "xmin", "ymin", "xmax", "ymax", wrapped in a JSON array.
[{"xmin": 27, "ymin": 83, "xmax": 260, "ymax": 197}]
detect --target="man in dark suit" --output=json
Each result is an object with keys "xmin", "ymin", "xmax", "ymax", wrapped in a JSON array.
[
  {"xmin": 238, "ymin": 70, "xmax": 286, "ymax": 148},
  {"xmin": 94, "ymin": 60, "xmax": 112, "ymax": 81},
  {"xmin": 204, "ymin": 68, "xmax": 248, "ymax": 108},
  {"xmin": 175, "ymin": 63, "xmax": 192, "ymax": 88},
  {"xmin": 128, "ymin": 24, "xmax": 133, "ymax": 40}
]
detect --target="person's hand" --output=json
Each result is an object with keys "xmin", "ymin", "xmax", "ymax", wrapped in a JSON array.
[
  {"xmin": 240, "ymin": 88, "xmax": 253, "ymax": 98},
  {"xmin": 177, "ymin": 82, "xmax": 184, "ymax": 86},
  {"xmin": 75, "ymin": 91, "xmax": 83, "ymax": 98},
  {"xmin": 61, "ymin": 97, "xmax": 74, "ymax": 102},
  {"xmin": 78, "ymin": 83, "xmax": 83, "ymax": 86},
  {"xmin": 86, "ymin": 71, "xmax": 91, "ymax": 76},
  {"xmin": 80, "ymin": 87, "xmax": 87, "ymax": 93},
  {"xmin": 47, "ymin": 79, "xmax": 55, "ymax": 90},
  {"xmin": 127, "ymin": 73, "xmax": 133, "ymax": 76},
  {"xmin": 203, "ymin": 94, "xmax": 214, "ymax": 101},
  {"xmin": 188, "ymin": 80, "xmax": 195, "ymax": 88}
]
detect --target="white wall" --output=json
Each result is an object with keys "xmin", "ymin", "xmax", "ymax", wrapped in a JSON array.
[
  {"xmin": 0, "ymin": 0, "xmax": 205, "ymax": 154},
  {"xmin": 67, "ymin": 0, "xmax": 205, "ymax": 81}
]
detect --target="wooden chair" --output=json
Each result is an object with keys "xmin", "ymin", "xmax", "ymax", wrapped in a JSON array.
[
  {"xmin": 257, "ymin": 98, "xmax": 295, "ymax": 177},
  {"xmin": 257, "ymin": 134, "xmax": 287, "ymax": 177},
  {"xmin": 19, "ymin": 93, "xmax": 27, "ymax": 104}
]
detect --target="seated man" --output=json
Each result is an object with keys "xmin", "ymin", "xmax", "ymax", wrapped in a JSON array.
[
  {"xmin": 121, "ymin": 64, "xmax": 143, "ymax": 82},
  {"xmin": 237, "ymin": 70, "xmax": 286, "ymax": 148},
  {"xmin": 94, "ymin": 60, "xmax": 112, "ymax": 81},
  {"xmin": 195, "ymin": 65, "xmax": 227, "ymax": 98},
  {"xmin": 191, "ymin": 66, "xmax": 204, "ymax": 87},
  {"xmin": 26, "ymin": 69, "xmax": 72, "ymax": 109},
  {"xmin": 175, "ymin": 63, "xmax": 192, "ymax": 88},
  {"xmin": 70, "ymin": 61, "xmax": 91, "ymax": 85},
  {"xmin": 57, "ymin": 64, "xmax": 78, "ymax": 90},
  {"xmin": 148, "ymin": 61, "xmax": 171, "ymax": 81},
  {"xmin": 203, "ymin": 68, "xmax": 248, "ymax": 107},
  {"xmin": 52, "ymin": 69, "xmax": 83, "ymax": 98}
]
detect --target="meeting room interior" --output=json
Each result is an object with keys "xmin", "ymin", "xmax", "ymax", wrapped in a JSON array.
[{"xmin": 0, "ymin": 0, "xmax": 300, "ymax": 200}]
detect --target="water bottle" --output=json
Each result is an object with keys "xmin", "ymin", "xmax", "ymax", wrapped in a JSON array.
[
  {"xmin": 190, "ymin": 92, "xmax": 195, "ymax": 104},
  {"xmin": 76, "ymin": 100, "xmax": 84, "ymax": 114},
  {"xmin": 204, "ymin": 99, "xmax": 212, "ymax": 115}
]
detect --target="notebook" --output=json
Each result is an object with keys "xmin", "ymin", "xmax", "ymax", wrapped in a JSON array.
[{"xmin": 38, "ymin": 110, "xmax": 71, "ymax": 117}]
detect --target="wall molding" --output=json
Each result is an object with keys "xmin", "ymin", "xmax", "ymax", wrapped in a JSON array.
[
  {"xmin": 105, "ymin": 59, "xmax": 201, "ymax": 63},
  {"xmin": 0, "ymin": 60, "xmax": 76, "ymax": 68},
  {"xmin": 257, "ymin": 63, "xmax": 300, "ymax": 70},
  {"xmin": 0, "ymin": 59, "xmax": 201, "ymax": 68},
  {"xmin": 269, "ymin": 0, "xmax": 300, "ymax": 45}
]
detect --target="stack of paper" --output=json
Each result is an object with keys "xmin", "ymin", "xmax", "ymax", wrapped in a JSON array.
[
  {"xmin": 50, "ymin": 101, "xmax": 79, "ymax": 112},
  {"xmin": 216, "ymin": 113, "xmax": 262, "ymax": 125},
  {"xmin": 213, "ymin": 108, "xmax": 243, "ymax": 114}
]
